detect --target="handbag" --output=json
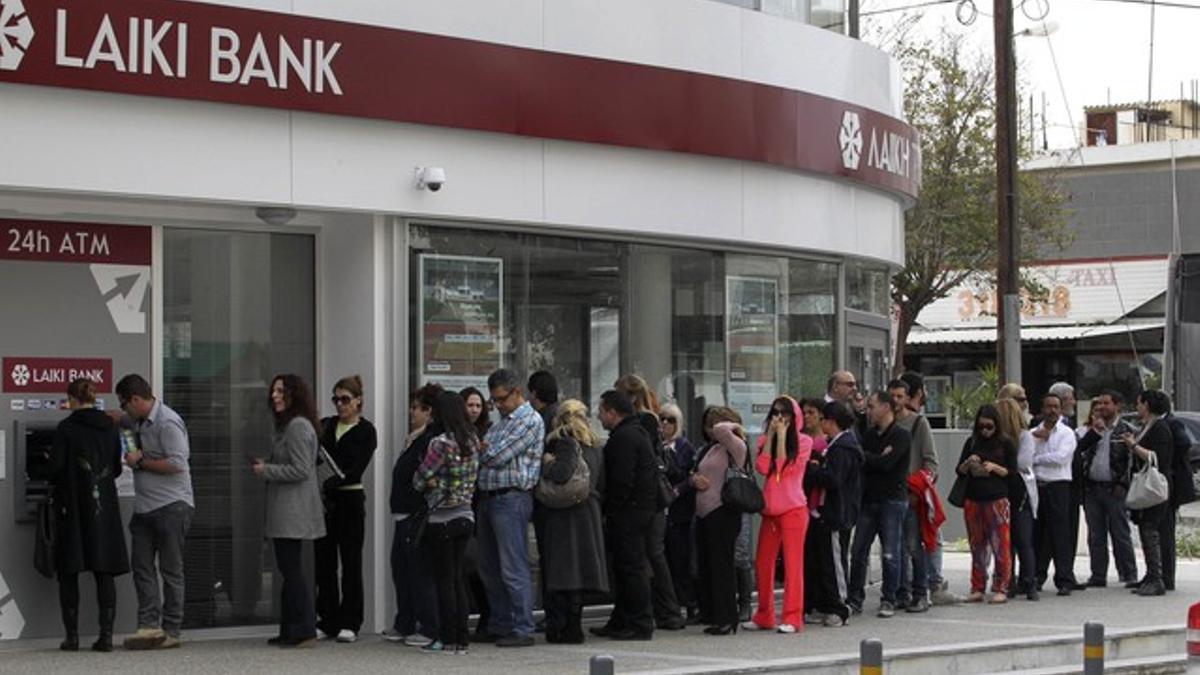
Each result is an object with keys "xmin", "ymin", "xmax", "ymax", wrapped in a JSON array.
[
  {"xmin": 405, "ymin": 494, "xmax": 444, "ymax": 551},
  {"xmin": 535, "ymin": 441, "xmax": 591, "ymax": 509},
  {"xmin": 947, "ymin": 474, "xmax": 968, "ymax": 509},
  {"xmin": 1126, "ymin": 452, "xmax": 1170, "ymax": 510},
  {"xmin": 720, "ymin": 450, "xmax": 764, "ymax": 514},
  {"xmin": 34, "ymin": 497, "xmax": 56, "ymax": 579},
  {"xmin": 654, "ymin": 442, "xmax": 677, "ymax": 510}
]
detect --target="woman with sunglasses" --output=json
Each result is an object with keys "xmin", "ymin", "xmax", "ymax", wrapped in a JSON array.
[
  {"xmin": 955, "ymin": 404, "xmax": 1018, "ymax": 604},
  {"xmin": 744, "ymin": 397, "xmax": 812, "ymax": 634},
  {"xmin": 995, "ymin": 398, "xmax": 1039, "ymax": 601},
  {"xmin": 314, "ymin": 375, "xmax": 378, "ymax": 643},
  {"xmin": 659, "ymin": 402, "xmax": 698, "ymax": 623}
]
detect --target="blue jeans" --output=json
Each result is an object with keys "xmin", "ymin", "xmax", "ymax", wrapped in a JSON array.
[
  {"xmin": 898, "ymin": 506, "xmax": 929, "ymax": 603},
  {"xmin": 390, "ymin": 518, "xmax": 439, "ymax": 638},
  {"xmin": 477, "ymin": 490, "xmax": 535, "ymax": 638},
  {"xmin": 848, "ymin": 499, "xmax": 908, "ymax": 607}
]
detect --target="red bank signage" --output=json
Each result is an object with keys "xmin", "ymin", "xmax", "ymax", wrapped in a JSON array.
[
  {"xmin": 3, "ymin": 357, "xmax": 114, "ymax": 393},
  {"xmin": 0, "ymin": 0, "xmax": 920, "ymax": 198},
  {"xmin": 1, "ymin": 218, "xmax": 151, "ymax": 264}
]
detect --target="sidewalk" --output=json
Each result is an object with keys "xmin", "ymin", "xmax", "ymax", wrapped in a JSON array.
[{"xmin": 2, "ymin": 552, "xmax": 1194, "ymax": 675}]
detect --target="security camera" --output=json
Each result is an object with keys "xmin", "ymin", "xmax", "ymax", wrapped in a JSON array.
[{"xmin": 416, "ymin": 166, "xmax": 446, "ymax": 192}]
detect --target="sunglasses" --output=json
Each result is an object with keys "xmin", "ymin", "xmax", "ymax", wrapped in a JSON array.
[
  {"xmin": 661, "ymin": 416, "xmax": 677, "ymax": 424},
  {"xmin": 768, "ymin": 408, "xmax": 791, "ymax": 417},
  {"xmin": 978, "ymin": 422, "xmax": 996, "ymax": 432},
  {"xmin": 332, "ymin": 395, "xmax": 355, "ymax": 405}
]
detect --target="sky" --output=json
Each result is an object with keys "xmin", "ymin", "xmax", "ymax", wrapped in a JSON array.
[{"xmin": 860, "ymin": 0, "xmax": 1200, "ymax": 150}]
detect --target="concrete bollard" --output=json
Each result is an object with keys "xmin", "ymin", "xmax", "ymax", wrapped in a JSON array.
[
  {"xmin": 1083, "ymin": 622, "xmax": 1104, "ymax": 675},
  {"xmin": 590, "ymin": 654, "xmax": 615, "ymax": 675},
  {"xmin": 860, "ymin": 638, "xmax": 883, "ymax": 675}
]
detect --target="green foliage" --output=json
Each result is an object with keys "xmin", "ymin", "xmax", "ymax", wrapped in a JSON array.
[
  {"xmin": 885, "ymin": 31, "xmax": 1072, "ymax": 371},
  {"xmin": 1177, "ymin": 528, "xmax": 1200, "ymax": 559},
  {"xmin": 944, "ymin": 364, "xmax": 1000, "ymax": 428}
]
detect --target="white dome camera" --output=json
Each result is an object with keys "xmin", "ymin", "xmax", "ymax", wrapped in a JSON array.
[{"xmin": 416, "ymin": 166, "xmax": 446, "ymax": 192}]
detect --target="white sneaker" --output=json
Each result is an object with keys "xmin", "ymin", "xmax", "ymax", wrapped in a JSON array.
[
  {"xmin": 315, "ymin": 628, "xmax": 330, "ymax": 640},
  {"xmin": 740, "ymin": 620, "xmax": 768, "ymax": 631},
  {"xmin": 336, "ymin": 629, "xmax": 357, "ymax": 643},
  {"xmin": 776, "ymin": 624, "xmax": 797, "ymax": 634},
  {"xmin": 404, "ymin": 634, "xmax": 433, "ymax": 647}
]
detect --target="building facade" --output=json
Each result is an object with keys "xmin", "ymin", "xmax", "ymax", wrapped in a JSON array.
[{"xmin": 0, "ymin": 0, "xmax": 915, "ymax": 639}]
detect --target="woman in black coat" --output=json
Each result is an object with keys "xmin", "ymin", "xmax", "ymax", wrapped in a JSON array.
[
  {"xmin": 47, "ymin": 378, "xmax": 130, "ymax": 652},
  {"xmin": 1121, "ymin": 389, "xmax": 1175, "ymax": 597},
  {"xmin": 315, "ymin": 375, "xmax": 378, "ymax": 642},
  {"xmin": 535, "ymin": 399, "xmax": 608, "ymax": 644}
]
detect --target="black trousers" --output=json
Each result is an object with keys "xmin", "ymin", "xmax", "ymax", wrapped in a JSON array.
[
  {"xmin": 1011, "ymin": 501, "xmax": 1037, "ymax": 591},
  {"xmin": 273, "ymin": 538, "xmax": 316, "ymax": 640},
  {"xmin": 59, "ymin": 571, "xmax": 116, "ymax": 612},
  {"xmin": 428, "ymin": 518, "xmax": 473, "ymax": 647},
  {"xmin": 1035, "ymin": 481, "xmax": 1077, "ymax": 589},
  {"xmin": 607, "ymin": 509, "xmax": 655, "ymax": 636},
  {"xmin": 696, "ymin": 506, "xmax": 741, "ymax": 626},
  {"xmin": 544, "ymin": 590, "xmax": 584, "ymax": 643},
  {"xmin": 665, "ymin": 518, "xmax": 697, "ymax": 610},
  {"xmin": 806, "ymin": 518, "xmax": 850, "ymax": 621},
  {"xmin": 315, "ymin": 490, "xmax": 366, "ymax": 634},
  {"xmin": 647, "ymin": 511, "xmax": 682, "ymax": 621},
  {"xmin": 1162, "ymin": 506, "xmax": 1178, "ymax": 589}
]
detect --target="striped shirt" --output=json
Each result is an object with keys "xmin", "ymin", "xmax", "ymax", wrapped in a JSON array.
[{"xmin": 478, "ymin": 402, "xmax": 544, "ymax": 492}]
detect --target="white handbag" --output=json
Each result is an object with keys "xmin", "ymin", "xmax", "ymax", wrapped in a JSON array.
[{"xmin": 1125, "ymin": 452, "xmax": 1169, "ymax": 510}]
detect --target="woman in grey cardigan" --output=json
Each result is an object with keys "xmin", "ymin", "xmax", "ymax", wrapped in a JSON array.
[{"xmin": 253, "ymin": 374, "xmax": 327, "ymax": 648}]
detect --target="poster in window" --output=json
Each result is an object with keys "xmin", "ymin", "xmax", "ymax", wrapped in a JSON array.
[
  {"xmin": 726, "ymin": 276, "xmax": 778, "ymax": 428},
  {"xmin": 418, "ymin": 255, "xmax": 504, "ymax": 392}
]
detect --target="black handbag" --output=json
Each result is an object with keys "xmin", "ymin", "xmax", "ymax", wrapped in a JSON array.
[
  {"xmin": 405, "ymin": 495, "xmax": 444, "ymax": 551},
  {"xmin": 720, "ymin": 451, "xmax": 764, "ymax": 514},
  {"xmin": 34, "ymin": 497, "xmax": 56, "ymax": 579},
  {"xmin": 947, "ymin": 474, "xmax": 968, "ymax": 509}
]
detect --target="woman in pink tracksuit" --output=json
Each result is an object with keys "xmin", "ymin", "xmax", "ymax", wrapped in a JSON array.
[{"xmin": 745, "ymin": 396, "xmax": 812, "ymax": 634}]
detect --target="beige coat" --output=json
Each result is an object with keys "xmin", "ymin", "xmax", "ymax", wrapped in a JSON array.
[{"xmin": 262, "ymin": 417, "xmax": 327, "ymax": 540}]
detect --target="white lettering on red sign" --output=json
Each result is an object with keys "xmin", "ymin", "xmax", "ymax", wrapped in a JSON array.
[
  {"xmin": 7, "ymin": 227, "xmax": 110, "ymax": 257},
  {"xmin": 54, "ymin": 10, "xmax": 340, "ymax": 95}
]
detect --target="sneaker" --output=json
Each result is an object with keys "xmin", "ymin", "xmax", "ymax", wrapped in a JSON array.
[
  {"xmin": 823, "ymin": 613, "xmax": 849, "ymax": 627},
  {"xmin": 405, "ymin": 634, "xmax": 434, "ymax": 647},
  {"xmin": 877, "ymin": 601, "xmax": 895, "ymax": 618},
  {"xmin": 381, "ymin": 628, "xmax": 407, "ymax": 642},
  {"xmin": 740, "ymin": 621, "xmax": 769, "ymax": 631},
  {"xmin": 315, "ymin": 628, "xmax": 330, "ymax": 641},
  {"xmin": 123, "ymin": 627, "xmax": 166, "ymax": 650},
  {"xmin": 931, "ymin": 588, "xmax": 963, "ymax": 606},
  {"xmin": 495, "ymin": 634, "xmax": 536, "ymax": 648},
  {"xmin": 336, "ymin": 629, "xmax": 357, "ymax": 643},
  {"xmin": 905, "ymin": 596, "xmax": 931, "ymax": 613},
  {"xmin": 776, "ymin": 624, "xmax": 797, "ymax": 634},
  {"xmin": 803, "ymin": 612, "xmax": 825, "ymax": 625},
  {"xmin": 420, "ymin": 640, "xmax": 449, "ymax": 654},
  {"xmin": 157, "ymin": 635, "xmax": 181, "ymax": 649}
]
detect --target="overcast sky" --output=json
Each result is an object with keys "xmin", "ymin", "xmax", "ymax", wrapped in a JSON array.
[{"xmin": 861, "ymin": 0, "xmax": 1199, "ymax": 149}]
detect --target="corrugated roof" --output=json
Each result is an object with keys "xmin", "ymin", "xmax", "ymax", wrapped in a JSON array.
[{"xmin": 907, "ymin": 321, "xmax": 1162, "ymax": 346}]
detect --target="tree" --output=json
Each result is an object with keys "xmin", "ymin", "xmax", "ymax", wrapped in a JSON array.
[{"xmin": 886, "ymin": 31, "xmax": 1071, "ymax": 373}]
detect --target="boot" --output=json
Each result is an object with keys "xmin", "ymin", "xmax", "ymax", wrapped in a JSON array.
[
  {"xmin": 59, "ymin": 607, "xmax": 79, "ymax": 651},
  {"xmin": 736, "ymin": 566, "xmax": 754, "ymax": 623},
  {"xmin": 92, "ymin": 607, "xmax": 115, "ymax": 653}
]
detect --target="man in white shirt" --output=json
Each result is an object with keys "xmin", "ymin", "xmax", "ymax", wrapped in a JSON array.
[{"xmin": 1031, "ymin": 393, "xmax": 1080, "ymax": 596}]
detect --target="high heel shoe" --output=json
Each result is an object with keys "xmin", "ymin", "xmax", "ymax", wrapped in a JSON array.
[{"xmin": 703, "ymin": 623, "xmax": 738, "ymax": 636}]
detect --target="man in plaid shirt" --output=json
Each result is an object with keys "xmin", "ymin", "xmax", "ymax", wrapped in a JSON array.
[{"xmin": 476, "ymin": 369, "xmax": 544, "ymax": 647}]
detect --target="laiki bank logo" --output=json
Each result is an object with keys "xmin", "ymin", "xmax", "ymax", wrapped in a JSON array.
[
  {"xmin": 9, "ymin": 363, "xmax": 30, "ymax": 387},
  {"xmin": 0, "ymin": 0, "xmax": 34, "ymax": 71},
  {"xmin": 839, "ymin": 110, "xmax": 863, "ymax": 171}
]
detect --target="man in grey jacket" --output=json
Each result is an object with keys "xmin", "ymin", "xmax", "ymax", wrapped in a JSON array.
[{"xmin": 888, "ymin": 378, "xmax": 937, "ymax": 613}]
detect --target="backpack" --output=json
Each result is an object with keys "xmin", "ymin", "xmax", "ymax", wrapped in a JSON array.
[{"xmin": 1167, "ymin": 416, "xmax": 1197, "ymax": 506}]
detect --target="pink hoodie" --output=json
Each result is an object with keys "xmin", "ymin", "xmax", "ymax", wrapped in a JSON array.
[{"xmin": 754, "ymin": 396, "xmax": 813, "ymax": 517}]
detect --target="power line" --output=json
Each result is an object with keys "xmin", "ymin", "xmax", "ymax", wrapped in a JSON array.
[{"xmin": 1087, "ymin": 0, "xmax": 1200, "ymax": 9}]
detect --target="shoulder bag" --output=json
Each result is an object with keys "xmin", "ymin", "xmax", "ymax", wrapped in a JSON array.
[
  {"xmin": 535, "ymin": 441, "xmax": 591, "ymax": 509},
  {"xmin": 1126, "ymin": 452, "xmax": 1170, "ymax": 511},
  {"xmin": 34, "ymin": 497, "xmax": 56, "ymax": 579},
  {"xmin": 720, "ymin": 449, "xmax": 764, "ymax": 514}
]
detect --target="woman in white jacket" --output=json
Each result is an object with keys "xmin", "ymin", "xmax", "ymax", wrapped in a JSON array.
[{"xmin": 996, "ymin": 398, "xmax": 1038, "ymax": 601}]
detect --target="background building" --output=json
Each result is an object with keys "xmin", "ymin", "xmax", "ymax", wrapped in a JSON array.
[{"xmin": 0, "ymin": 0, "xmax": 914, "ymax": 640}]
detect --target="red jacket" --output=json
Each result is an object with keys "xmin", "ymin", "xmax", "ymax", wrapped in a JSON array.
[
  {"xmin": 907, "ymin": 469, "xmax": 945, "ymax": 551},
  {"xmin": 754, "ymin": 396, "xmax": 813, "ymax": 516}
]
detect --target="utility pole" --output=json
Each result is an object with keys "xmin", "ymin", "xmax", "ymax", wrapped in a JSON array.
[{"xmin": 994, "ymin": 0, "xmax": 1022, "ymax": 385}]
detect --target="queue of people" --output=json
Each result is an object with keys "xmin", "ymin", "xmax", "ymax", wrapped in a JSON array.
[{"xmin": 38, "ymin": 366, "xmax": 1193, "ymax": 656}]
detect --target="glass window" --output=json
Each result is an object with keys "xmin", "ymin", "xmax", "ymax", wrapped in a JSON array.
[
  {"xmin": 809, "ymin": 0, "xmax": 846, "ymax": 32},
  {"xmin": 782, "ymin": 259, "xmax": 838, "ymax": 398},
  {"xmin": 847, "ymin": 262, "xmax": 891, "ymax": 315},
  {"xmin": 163, "ymin": 228, "xmax": 315, "ymax": 630},
  {"xmin": 761, "ymin": 0, "xmax": 810, "ymax": 21}
]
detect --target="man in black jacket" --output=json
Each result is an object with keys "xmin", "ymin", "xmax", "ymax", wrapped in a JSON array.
[
  {"xmin": 1078, "ymin": 390, "xmax": 1138, "ymax": 587},
  {"xmin": 592, "ymin": 390, "xmax": 657, "ymax": 640},
  {"xmin": 805, "ymin": 402, "xmax": 864, "ymax": 626},
  {"xmin": 846, "ymin": 391, "xmax": 912, "ymax": 618}
]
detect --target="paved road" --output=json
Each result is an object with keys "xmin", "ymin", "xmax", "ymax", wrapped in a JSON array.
[{"xmin": 1, "ymin": 552, "xmax": 1194, "ymax": 675}]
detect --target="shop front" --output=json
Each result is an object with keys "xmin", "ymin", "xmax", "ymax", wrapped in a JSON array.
[{"xmin": 0, "ymin": 0, "xmax": 915, "ymax": 640}]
